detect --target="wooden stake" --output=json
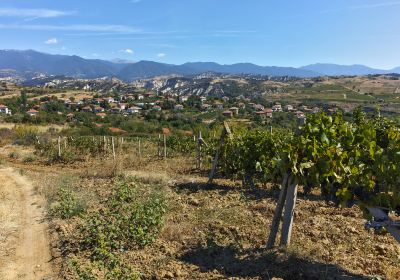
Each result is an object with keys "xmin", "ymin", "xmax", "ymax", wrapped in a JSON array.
[
  {"xmin": 280, "ymin": 176, "xmax": 298, "ymax": 247},
  {"xmin": 158, "ymin": 134, "xmax": 161, "ymax": 157},
  {"xmin": 112, "ymin": 137, "xmax": 116, "ymax": 160},
  {"xmin": 197, "ymin": 131, "xmax": 203, "ymax": 170},
  {"xmin": 267, "ymin": 172, "xmax": 289, "ymax": 249},
  {"xmin": 104, "ymin": 136, "xmax": 107, "ymax": 152},
  {"xmin": 208, "ymin": 122, "xmax": 232, "ymax": 184},
  {"xmin": 58, "ymin": 136, "xmax": 61, "ymax": 158},
  {"xmin": 163, "ymin": 134, "xmax": 167, "ymax": 159}
]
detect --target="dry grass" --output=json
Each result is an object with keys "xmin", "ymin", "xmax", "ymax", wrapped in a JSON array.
[{"xmin": 5, "ymin": 150, "xmax": 400, "ymax": 280}]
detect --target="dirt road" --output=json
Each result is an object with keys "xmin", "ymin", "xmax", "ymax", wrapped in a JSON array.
[{"xmin": 0, "ymin": 167, "xmax": 53, "ymax": 280}]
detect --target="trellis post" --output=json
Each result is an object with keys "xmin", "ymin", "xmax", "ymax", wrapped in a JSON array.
[{"xmin": 208, "ymin": 122, "xmax": 232, "ymax": 184}]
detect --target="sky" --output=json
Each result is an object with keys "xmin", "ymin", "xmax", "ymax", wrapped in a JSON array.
[{"xmin": 0, "ymin": 0, "xmax": 399, "ymax": 69}]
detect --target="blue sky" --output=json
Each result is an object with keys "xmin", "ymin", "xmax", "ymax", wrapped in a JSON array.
[{"xmin": 0, "ymin": 0, "xmax": 399, "ymax": 68}]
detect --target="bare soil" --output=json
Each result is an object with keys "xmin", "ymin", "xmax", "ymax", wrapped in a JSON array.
[{"xmin": 0, "ymin": 167, "xmax": 53, "ymax": 280}]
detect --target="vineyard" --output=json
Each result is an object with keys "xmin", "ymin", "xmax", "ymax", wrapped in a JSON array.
[
  {"xmin": 2, "ymin": 111, "xmax": 400, "ymax": 279},
  {"xmin": 32, "ymin": 110, "xmax": 400, "ymax": 247}
]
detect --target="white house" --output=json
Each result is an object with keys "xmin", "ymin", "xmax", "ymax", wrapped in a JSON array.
[
  {"xmin": 179, "ymin": 95, "xmax": 189, "ymax": 103},
  {"xmin": 0, "ymin": 104, "xmax": 11, "ymax": 115},
  {"xmin": 272, "ymin": 104, "xmax": 282, "ymax": 112},
  {"xmin": 285, "ymin": 105, "xmax": 294, "ymax": 111},
  {"xmin": 174, "ymin": 104, "xmax": 184, "ymax": 111},
  {"xmin": 27, "ymin": 109, "xmax": 39, "ymax": 117},
  {"xmin": 126, "ymin": 106, "xmax": 142, "ymax": 114}
]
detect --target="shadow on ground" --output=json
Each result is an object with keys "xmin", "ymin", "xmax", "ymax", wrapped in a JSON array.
[
  {"xmin": 174, "ymin": 180, "xmax": 327, "ymax": 203},
  {"xmin": 180, "ymin": 244, "xmax": 369, "ymax": 280}
]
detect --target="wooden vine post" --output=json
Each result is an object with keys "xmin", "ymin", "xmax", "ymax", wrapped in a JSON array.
[
  {"xmin": 163, "ymin": 134, "xmax": 167, "ymax": 159},
  {"xmin": 158, "ymin": 134, "xmax": 161, "ymax": 157},
  {"xmin": 58, "ymin": 136, "xmax": 61, "ymax": 158},
  {"xmin": 267, "ymin": 171, "xmax": 299, "ymax": 248},
  {"xmin": 197, "ymin": 131, "xmax": 208, "ymax": 170},
  {"xmin": 208, "ymin": 122, "xmax": 232, "ymax": 184},
  {"xmin": 111, "ymin": 137, "xmax": 116, "ymax": 160}
]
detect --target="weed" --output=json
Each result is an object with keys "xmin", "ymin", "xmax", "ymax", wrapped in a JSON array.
[
  {"xmin": 51, "ymin": 188, "xmax": 85, "ymax": 219},
  {"xmin": 8, "ymin": 152, "xmax": 19, "ymax": 159},
  {"xmin": 23, "ymin": 154, "xmax": 36, "ymax": 163},
  {"xmin": 84, "ymin": 179, "xmax": 167, "ymax": 250}
]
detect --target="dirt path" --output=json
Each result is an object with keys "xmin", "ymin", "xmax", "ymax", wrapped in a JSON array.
[{"xmin": 0, "ymin": 167, "xmax": 53, "ymax": 280}]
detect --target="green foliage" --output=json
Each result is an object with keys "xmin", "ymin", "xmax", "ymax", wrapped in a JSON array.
[
  {"xmin": 166, "ymin": 134, "xmax": 197, "ymax": 155},
  {"xmin": 276, "ymin": 112, "xmax": 400, "ymax": 210},
  {"xmin": 71, "ymin": 178, "xmax": 165, "ymax": 279},
  {"xmin": 83, "ymin": 179, "xmax": 166, "ymax": 251},
  {"xmin": 22, "ymin": 154, "xmax": 36, "ymax": 163},
  {"xmin": 221, "ymin": 128, "xmax": 291, "ymax": 184},
  {"xmin": 12, "ymin": 125, "xmax": 38, "ymax": 145},
  {"xmin": 52, "ymin": 188, "xmax": 85, "ymax": 219},
  {"xmin": 8, "ymin": 151, "xmax": 20, "ymax": 159}
]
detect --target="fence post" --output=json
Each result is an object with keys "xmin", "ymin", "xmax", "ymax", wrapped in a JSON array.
[
  {"xmin": 112, "ymin": 137, "xmax": 116, "ymax": 160},
  {"xmin": 58, "ymin": 136, "xmax": 61, "ymax": 158},
  {"xmin": 104, "ymin": 136, "xmax": 107, "ymax": 152},
  {"xmin": 157, "ymin": 134, "xmax": 161, "ymax": 157},
  {"xmin": 267, "ymin": 172, "xmax": 289, "ymax": 248},
  {"xmin": 280, "ymin": 175, "xmax": 298, "ymax": 247},
  {"xmin": 197, "ymin": 131, "xmax": 202, "ymax": 170},
  {"xmin": 163, "ymin": 134, "xmax": 167, "ymax": 159}
]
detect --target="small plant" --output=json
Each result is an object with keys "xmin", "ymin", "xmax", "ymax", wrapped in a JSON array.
[
  {"xmin": 84, "ymin": 180, "xmax": 167, "ymax": 250},
  {"xmin": 71, "ymin": 178, "xmax": 163, "ymax": 279},
  {"xmin": 8, "ymin": 151, "xmax": 19, "ymax": 159},
  {"xmin": 51, "ymin": 187, "xmax": 85, "ymax": 219},
  {"xmin": 23, "ymin": 154, "xmax": 36, "ymax": 163}
]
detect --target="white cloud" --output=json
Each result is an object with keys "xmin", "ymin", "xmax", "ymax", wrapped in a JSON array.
[
  {"xmin": 120, "ymin": 49, "xmax": 134, "ymax": 54},
  {"xmin": 157, "ymin": 53, "xmax": 166, "ymax": 58},
  {"xmin": 0, "ymin": 24, "xmax": 139, "ymax": 33},
  {"xmin": 0, "ymin": 8, "xmax": 72, "ymax": 18},
  {"xmin": 130, "ymin": 0, "xmax": 142, "ymax": 3},
  {"xmin": 44, "ymin": 38, "xmax": 58, "ymax": 45}
]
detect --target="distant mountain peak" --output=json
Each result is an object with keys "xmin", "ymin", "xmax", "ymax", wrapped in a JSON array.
[{"xmin": 0, "ymin": 49, "xmax": 399, "ymax": 81}]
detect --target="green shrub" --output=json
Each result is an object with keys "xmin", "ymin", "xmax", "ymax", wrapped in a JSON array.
[
  {"xmin": 71, "ymin": 178, "xmax": 163, "ymax": 279},
  {"xmin": 8, "ymin": 152, "xmax": 19, "ymax": 159},
  {"xmin": 23, "ymin": 154, "xmax": 36, "ymax": 163},
  {"xmin": 51, "ymin": 188, "xmax": 85, "ymax": 219},
  {"xmin": 12, "ymin": 125, "xmax": 38, "ymax": 145},
  {"xmin": 84, "ymin": 179, "xmax": 166, "ymax": 251}
]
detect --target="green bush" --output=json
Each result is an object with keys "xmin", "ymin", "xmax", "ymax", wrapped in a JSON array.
[
  {"xmin": 8, "ymin": 152, "xmax": 19, "ymax": 159},
  {"xmin": 71, "ymin": 178, "xmax": 164, "ymax": 279},
  {"xmin": 51, "ymin": 188, "xmax": 85, "ymax": 219},
  {"xmin": 22, "ymin": 154, "xmax": 36, "ymax": 163},
  {"xmin": 83, "ymin": 179, "xmax": 166, "ymax": 251}
]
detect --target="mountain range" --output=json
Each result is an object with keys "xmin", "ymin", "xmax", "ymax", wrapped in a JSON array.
[{"xmin": 0, "ymin": 49, "xmax": 399, "ymax": 81}]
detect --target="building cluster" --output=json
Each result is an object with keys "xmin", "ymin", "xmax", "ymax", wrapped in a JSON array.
[{"xmin": 1, "ymin": 90, "xmax": 328, "ymax": 124}]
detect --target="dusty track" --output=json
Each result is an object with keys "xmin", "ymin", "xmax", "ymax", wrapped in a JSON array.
[{"xmin": 0, "ymin": 167, "xmax": 53, "ymax": 280}]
